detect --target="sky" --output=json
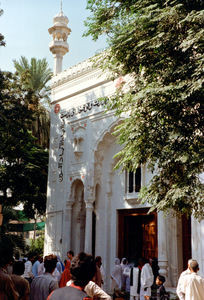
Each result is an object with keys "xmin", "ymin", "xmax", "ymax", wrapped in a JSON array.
[{"xmin": 0, "ymin": 0, "xmax": 107, "ymax": 73}]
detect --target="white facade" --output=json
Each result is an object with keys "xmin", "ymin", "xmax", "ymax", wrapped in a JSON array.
[{"xmin": 45, "ymin": 12, "xmax": 204, "ymax": 291}]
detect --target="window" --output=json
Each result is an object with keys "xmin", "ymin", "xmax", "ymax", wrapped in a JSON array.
[{"xmin": 126, "ymin": 166, "xmax": 141, "ymax": 194}]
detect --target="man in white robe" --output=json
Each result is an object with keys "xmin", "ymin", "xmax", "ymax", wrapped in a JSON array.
[
  {"xmin": 111, "ymin": 258, "xmax": 122, "ymax": 292},
  {"xmin": 176, "ymin": 259, "xmax": 192, "ymax": 300},
  {"xmin": 180, "ymin": 260, "xmax": 204, "ymax": 300},
  {"xmin": 123, "ymin": 264, "xmax": 131, "ymax": 293},
  {"xmin": 140, "ymin": 260, "xmax": 154, "ymax": 300},
  {"xmin": 129, "ymin": 265, "xmax": 140, "ymax": 300}
]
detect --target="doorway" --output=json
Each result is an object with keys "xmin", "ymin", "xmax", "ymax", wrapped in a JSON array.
[
  {"xmin": 182, "ymin": 214, "xmax": 192, "ymax": 270},
  {"xmin": 71, "ymin": 180, "xmax": 85, "ymax": 254},
  {"xmin": 92, "ymin": 208, "xmax": 96, "ymax": 257},
  {"xmin": 118, "ymin": 208, "xmax": 158, "ymax": 262}
]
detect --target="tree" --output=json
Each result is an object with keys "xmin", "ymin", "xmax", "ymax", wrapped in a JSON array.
[
  {"xmin": 0, "ymin": 14, "xmax": 48, "ymax": 252},
  {"xmin": 0, "ymin": 8, "xmax": 5, "ymax": 47},
  {"xmin": 14, "ymin": 56, "xmax": 52, "ymax": 148},
  {"xmin": 85, "ymin": 0, "xmax": 204, "ymax": 218},
  {"xmin": 0, "ymin": 7, "xmax": 5, "ymax": 227},
  {"xmin": 13, "ymin": 56, "xmax": 52, "ymax": 97},
  {"xmin": 0, "ymin": 71, "xmax": 48, "ymax": 219},
  {"xmin": 0, "ymin": 206, "xmax": 25, "ymax": 252},
  {"xmin": 29, "ymin": 231, "xmax": 44, "ymax": 256}
]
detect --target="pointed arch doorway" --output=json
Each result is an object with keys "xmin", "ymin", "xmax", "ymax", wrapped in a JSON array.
[
  {"xmin": 71, "ymin": 179, "xmax": 86, "ymax": 254},
  {"xmin": 91, "ymin": 184, "xmax": 101, "ymax": 257}
]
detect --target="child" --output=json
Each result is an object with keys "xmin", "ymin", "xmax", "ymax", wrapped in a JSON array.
[{"xmin": 155, "ymin": 275, "xmax": 169, "ymax": 300}]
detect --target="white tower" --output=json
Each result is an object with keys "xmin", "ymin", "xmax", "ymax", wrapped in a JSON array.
[{"xmin": 48, "ymin": 5, "xmax": 71, "ymax": 75}]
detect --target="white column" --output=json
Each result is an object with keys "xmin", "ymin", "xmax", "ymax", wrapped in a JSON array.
[
  {"xmin": 133, "ymin": 171, "xmax": 136, "ymax": 192},
  {"xmin": 84, "ymin": 202, "xmax": 93, "ymax": 254},
  {"xmin": 127, "ymin": 171, "xmax": 131, "ymax": 193},
  {"xmin": 158, "ymin": 211, "xmax": 169, "ymax": 282},
  {"xmin": 125, "ymin": 170, "xmax": 128, "ymax": 193},
  {"xmin": 63, "ymin": 201, "xmax": 73, "ymax": 255},
  {"xmin": 192, "ymin": 217, "xmax": 204, "ymax": 276},
  {"xmin": 53, "ymin": 53, "xmax": 63, "ymax": 75},
  {"xmin": 104, "ymin": 169, "xmax": 113, "ymax": 291},
  {"xmin": 168, "ymin": 216, "xmax": 182, "ymax": 287}
]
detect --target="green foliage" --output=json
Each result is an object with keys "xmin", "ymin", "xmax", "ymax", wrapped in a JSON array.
[
  {"xmin": 0, "ymin": 206, "xmax": 25, "ymax": 251},
  {"xmin": 29, "ymin": 231, "xmax": 44, "ymax": 256},
  {"xmin": 0, "ymin": 14, "xmax": 49, "ymax": 254},
  {"xmin": 0, "ymin": 8, "xmax": 5, "ymax": 47},
  {"xmin": 13, "ymin": 56, "xmax": 52, "ymax": 149},
  {"xmin": 0, "ymin": 71, "xmax": 48, "ymax": 218},
  {"xmin": 13, "ymin": 56, "xmax": 52, "ymax": 98},
  {"xmin": 85, "ymin": 0, "xmax": 204, "ymax": 218}
]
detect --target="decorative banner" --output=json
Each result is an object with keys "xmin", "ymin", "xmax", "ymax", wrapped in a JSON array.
[
  {"xmin": 54, "ymin": 103, "xmax": 61, "ymax": 114},
  {"xmin": 56, "ymin": 97, "xmax": 108, "ymax": 182},
  {"xmin": 58, "ymin": 119, "xmax": 65, "ymax": 182},
  {"xmin": 60, "ymin": 98, "xmax": 108, "ymax": 119}
]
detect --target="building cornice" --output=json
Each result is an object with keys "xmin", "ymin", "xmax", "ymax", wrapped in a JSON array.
[{"xmin": 51, "ymin": 57, "xmax": 98, "ymax": 88}]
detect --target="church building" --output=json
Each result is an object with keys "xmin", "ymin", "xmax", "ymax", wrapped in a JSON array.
[{"xmin": 44, "ymin": 8, "xmax": 204, "ymax": 290}]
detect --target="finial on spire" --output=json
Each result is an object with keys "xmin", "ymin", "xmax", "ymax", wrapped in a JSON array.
[{"xmin": 60, "ymin": 0, "xmax": 63, "ymax": 13}]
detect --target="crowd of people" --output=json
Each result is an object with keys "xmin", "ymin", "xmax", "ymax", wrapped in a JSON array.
[
  {"xmin": 1, "ymin": 246, "xmax": 204, "ymax": 300},
  {"xmin": 0, "ymin": 247, "xmax": 111, "ymax": 300},
  {"xmin": 110, "ymin": 257, "xmax": 204, "ymax": 300},
  {"xmin": 110, "ymin": 257, "xmax": 168, "ymax": 300}
]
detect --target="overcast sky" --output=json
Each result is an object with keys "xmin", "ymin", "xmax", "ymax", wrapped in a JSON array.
[{"xmin": 0, "ymin": 0, "xmax": 106, "ymax": 73}]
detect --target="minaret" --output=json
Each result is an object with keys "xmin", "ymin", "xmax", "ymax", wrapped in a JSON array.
[{"xmin": 48, "ymin": 3, "xmax": 71, "ymax": 75}]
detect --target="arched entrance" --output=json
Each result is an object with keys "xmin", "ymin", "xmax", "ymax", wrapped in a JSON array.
[
  {"xmin": 92, "ymin": 183, "xmax": 101, "ymax": 257},
  {"xmin": 71, "ymin": 179, "xmax": 86, "ymax": 254}
]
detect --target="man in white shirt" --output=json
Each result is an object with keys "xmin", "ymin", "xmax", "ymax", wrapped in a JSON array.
[
  {"xmin": 129, "ymin": 263, "xmax": 140, "ymax": 300},
  {"xmin": 23, "ymin": 254, "xmax": 34, "ymax": 284},
  {"xmin": 180, "ymin": 259, "xmax": 204, "ymax": 300},
  {"xmin": 140, "ymin": 259, "xmax": 154, "ymax": 300},
  {"xmin": 176, "ymin": 259, "xmax": 193, "ymax": 300}
]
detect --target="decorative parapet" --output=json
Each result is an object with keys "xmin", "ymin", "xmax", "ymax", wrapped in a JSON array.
[{"xmin": 51, "ymin": 58, "xmax": 97, "ymax": 88}]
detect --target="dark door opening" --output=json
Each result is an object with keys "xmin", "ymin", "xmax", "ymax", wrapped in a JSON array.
[
  {"xmin": 118, "ymin": 208, "xmax": 158, "ymax": 262},
  {"xmin": 92, "ymin": 210, "xmax": 96, "ymax": 257},
  {"xmin": 182, "ymin": 214, "xmax": 191, "ymax": 270}
]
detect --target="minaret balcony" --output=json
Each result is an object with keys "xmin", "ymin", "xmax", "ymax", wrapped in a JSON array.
[{"xmin": 49, "ymin": 41, "xmax": 69, "ymax": 54}]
